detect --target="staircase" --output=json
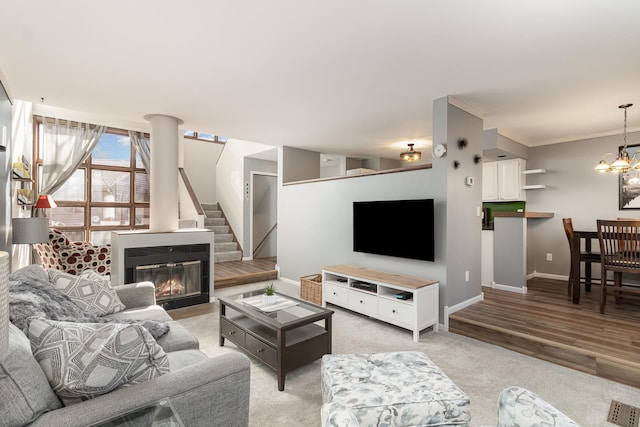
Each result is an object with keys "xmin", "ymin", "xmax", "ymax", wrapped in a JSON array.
[{"xmin": 201, "ymin": 203, "xmax": 243, "ymax": 263}]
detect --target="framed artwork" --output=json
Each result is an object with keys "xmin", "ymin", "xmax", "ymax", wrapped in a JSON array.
[
  {"xmin": 16, "ymin": 189, "xmax": 34, "ymax": 205},
  {"xmin": 12, "ymin": 162, "xmax": 30, "ymax": 179},
  {"xmin": 619, "ymin": 143, "xmax": 640, "ymax": 209}
]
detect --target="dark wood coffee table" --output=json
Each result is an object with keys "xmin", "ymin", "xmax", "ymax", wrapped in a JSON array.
[{"xmin": 219, "ymin": 289, "xmax": 333, "ymax": 391}]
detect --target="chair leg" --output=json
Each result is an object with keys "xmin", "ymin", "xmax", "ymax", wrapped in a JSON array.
[
  {"xmin": 585, "ymin": 261, "xmax": 592, "ymax": 292},
  {"xmin": 614, "ymin": 273, "xmax": 622, "ymax": 305},
  {"xmin": 567, "ymin": 269, "xmax": 573, "ymax": 297},
  {"xmin": 600, "ymin": 269, "xmax": 607, "ymax": 314}
]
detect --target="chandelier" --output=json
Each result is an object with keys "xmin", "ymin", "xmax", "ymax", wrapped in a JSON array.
[
  {"xmin": 595, "ymin": 104, "xmax": 635, "ymax": 173},
  {"xmin": 400, "ymin": 143, "xmax": 421, "ymax": 161}
]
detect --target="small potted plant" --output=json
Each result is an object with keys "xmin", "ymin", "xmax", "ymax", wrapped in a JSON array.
[{"xmin": 263, "ymin": 283, "xmax": 277, "ymax": 304}]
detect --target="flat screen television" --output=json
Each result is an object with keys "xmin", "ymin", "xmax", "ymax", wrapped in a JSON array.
[{"xmin": 353, "ymin": 199, "xmax": 434, "ymax": 262}]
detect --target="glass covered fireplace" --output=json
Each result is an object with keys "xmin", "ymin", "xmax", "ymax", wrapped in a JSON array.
[
  {"xmin": 124, "ymin": 244, "xmax": 210, "ymax": 309},
  {"xmin": 136, "ymin": 260, "xmax": 201, "ymax": 300}
]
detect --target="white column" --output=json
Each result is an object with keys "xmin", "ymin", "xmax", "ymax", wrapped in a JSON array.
[{"xmin": 144, "ymin": 114, "xmax": 183, "ymax": 232}]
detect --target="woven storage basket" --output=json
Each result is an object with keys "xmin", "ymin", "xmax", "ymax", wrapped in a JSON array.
[{"xmin": 300, "ymin": 274, "xmax": 322, "ymax": 305}]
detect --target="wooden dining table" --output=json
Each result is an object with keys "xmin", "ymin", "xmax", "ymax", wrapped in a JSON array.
[{"xmin": 571, "ymin": 230, "xmax": 599, "ymax": 304}]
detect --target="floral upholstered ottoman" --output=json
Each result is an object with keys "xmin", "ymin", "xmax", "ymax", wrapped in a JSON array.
[{"xmin": 321, "ymin": 351, "xmax": 471, "ymax": 427}]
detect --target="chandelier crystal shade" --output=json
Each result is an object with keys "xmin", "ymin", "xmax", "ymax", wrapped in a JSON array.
[
  {"xmin": 595, "ymin": 104, "xmax": 637, "ymax": 173},
  {"xmin": 400, "ymin": 143, "xmax": 421, "ymax": 161}
]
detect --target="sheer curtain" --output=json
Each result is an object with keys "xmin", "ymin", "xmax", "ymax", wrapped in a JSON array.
[
  {"xmin": 128, "ymin": 131, "xmax": 150, "ymax": 173},
  {"xmin": 39, "ymin": 118, "xmax": 105, "ymax": 195}
]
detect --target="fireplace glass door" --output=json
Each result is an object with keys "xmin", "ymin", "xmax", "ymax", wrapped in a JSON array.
[{"xmin": 136, "ymin": 260, "xmax": 202, "ymax": 302}]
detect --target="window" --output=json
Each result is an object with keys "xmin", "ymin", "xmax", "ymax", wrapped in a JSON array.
[
  {"xmin": 35, "ymin": 122, "xmax": 150, "ymax": 244},
  {"xmin": 183, "ymin": 130, "xmax": 227, "ymax": 144}
]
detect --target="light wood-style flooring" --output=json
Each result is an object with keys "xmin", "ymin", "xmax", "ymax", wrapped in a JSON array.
[
  {"xmin": 214, "ymin": 258, "xmax": 277, "ymax": 289},
  {"xmin": 450, "ymin": 277, "xmax": 640, "ymax": 389}
]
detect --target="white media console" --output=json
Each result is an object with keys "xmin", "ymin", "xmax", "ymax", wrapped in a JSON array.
[{"xmin": 321, "ymin": 264, "xmax": 439, "ymax": 341}]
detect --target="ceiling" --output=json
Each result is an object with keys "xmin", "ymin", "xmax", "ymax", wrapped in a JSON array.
[{"xmin": 1, "ymin": 0, "xmax": 639, "ymax": 160}]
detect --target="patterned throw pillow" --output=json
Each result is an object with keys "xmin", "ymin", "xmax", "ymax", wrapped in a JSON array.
[
  {"xmin": 48, "ymin": 269, "xmax": 126, "ymax": 316},
  {"xmin": 26, "ymin": 317, "xmax": 170, "ymax": 399}
]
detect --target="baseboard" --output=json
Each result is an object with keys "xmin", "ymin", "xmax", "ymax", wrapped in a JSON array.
[
  {"xmin": 443, "ymin": 292, "xmax": 485, "ymax": 331},
  {"xmin": 493, "ymin": 282, "xmax": 528, "ymax": 294},
  {"xmin": 278, "ymin": 276, "xmax": 300, "ymax": 287},
  {"xmin": 530, "ymin": 271, "xmax": 569, "ymax": 281},
  {"xmin": 486, "ymin": 272, "xmax": 569, "ymax": 284}
]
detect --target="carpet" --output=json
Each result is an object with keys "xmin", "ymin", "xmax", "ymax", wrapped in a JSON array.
[{"xmin": 176, "ymin": 279, "xmax": 640, "ymax": 427}]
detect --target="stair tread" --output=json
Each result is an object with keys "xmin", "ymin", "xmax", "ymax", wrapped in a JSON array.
[{"xmin": 214, "ymin": 250, "xmax": 243, "ymax": 263}]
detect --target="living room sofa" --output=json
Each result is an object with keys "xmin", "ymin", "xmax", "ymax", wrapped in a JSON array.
[{"xmin": 3, "ymin": 265, "xmax": 251, "ymax": 427}]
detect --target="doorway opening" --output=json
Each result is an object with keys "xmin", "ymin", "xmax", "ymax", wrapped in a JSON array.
[{"xmin": 250, "ymin": 172, "xmax": 277, "ymax": 263}]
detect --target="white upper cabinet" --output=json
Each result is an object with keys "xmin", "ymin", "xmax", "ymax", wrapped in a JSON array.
[
  {"xmin": 482, "ymin": 162, "xmax": 499, "ymax": 201},
  {"xmin": 482, "ymin": 158, "xmax": 525, "ymax": 201}
]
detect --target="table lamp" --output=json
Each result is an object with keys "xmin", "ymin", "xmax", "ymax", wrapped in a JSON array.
[
  {"xmin": 0, "ymin": 251, "xmax": 9, "ymax": 361},
  {"xmin": 12, "ymin": 217, "xmax": 49, "ymax": 264},
  {"xmin": 33, "ymin": 194, "xmax": 57, "ymax": 218}
]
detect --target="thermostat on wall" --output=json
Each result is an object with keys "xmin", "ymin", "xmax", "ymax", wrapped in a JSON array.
[{"xmin": 465, "ymin": 176, "xmax": 474, "ymax": 186}]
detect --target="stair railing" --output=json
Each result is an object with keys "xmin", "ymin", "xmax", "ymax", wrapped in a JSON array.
[
  {"xmin": 253, "ymin": 222, "xmax": 277, "ymax": 258},
  {"xmin": 178, "ymin": 168, "xmax": 205, "ymax": 228}
]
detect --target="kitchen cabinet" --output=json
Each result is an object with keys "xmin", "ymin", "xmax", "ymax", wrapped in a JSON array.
[{"xmin": 482, "ymin": 158, "xmax": 525, "ymax": 201}]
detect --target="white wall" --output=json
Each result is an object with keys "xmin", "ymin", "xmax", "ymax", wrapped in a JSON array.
[
  {"xmin": 183, "ymin": 139, "xmax": 224, "ymax": 204},
  {"xmin": 215, "ymin": 138, "xmax": 275, "ymax": 250},
  {"xmin": 0, "ymin": 81, "xmax": 12, "ymax": 259},
  {"xmin": 10, "ymin": 101, "xmax": 33, "ymax": 270},
  {"xmin": 277, "ymin": 159, "xmax": 446, "ymax": 287}
]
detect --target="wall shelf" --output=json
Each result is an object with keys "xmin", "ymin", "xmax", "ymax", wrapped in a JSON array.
[
  {"xmin": 522, "ymin": 168, "xmax": 546, "ymax": 191},
  {"xmin": 523, "ymin": 169, "xmax": 546, "ymax": 175}
]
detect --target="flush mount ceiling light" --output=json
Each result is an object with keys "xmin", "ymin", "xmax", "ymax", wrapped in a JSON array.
[
  {"xmin": 400, "ymin": 143, "xmax": 421, "ymax": 161},
  {"xmin": 595, "ymin": 103, "xmax": 637, "ymax": 173}
]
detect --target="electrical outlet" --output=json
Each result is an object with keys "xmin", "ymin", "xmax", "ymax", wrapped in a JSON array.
[
  {"xmin": 546, "ymin": 253, "xmax": 553, "ymax": 261},
  {"xmin": 465, "ymin": 270, "xmax": 469, "ymax": 282}
]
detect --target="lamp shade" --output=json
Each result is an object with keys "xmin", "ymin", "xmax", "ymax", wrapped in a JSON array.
[
  {"xmin": 34, "ymin": 195, "xmax": 57, "ymax": 209},
  {"xmin": 0, "ymin": 251, "xmax": 9, "ymax": 361},
  {"xmin": 12, "ymin": 217, "xmax": 49, "ymax": 244}
]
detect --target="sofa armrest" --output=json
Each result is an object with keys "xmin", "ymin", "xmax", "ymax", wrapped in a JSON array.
[
  {"xmin": 29, "ymin": 352, "xmax": 251, "ymax": 427},
  {"xmin": 113, "ymin": 281, "xmax": 156, "ymax": 308}
]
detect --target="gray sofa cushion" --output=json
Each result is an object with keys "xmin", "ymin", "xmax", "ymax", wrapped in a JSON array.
[
  {"xmin": 155, "ymin": 321, "xmax": 200, "ymax": 352},
  {"xmin": 166, "ymin": 349, "xmax": 210, "ymax": 371},
  {"xmin": 0, "ymin": 324, "xmax": 61, "ymax": 427},
  {"xmin": 104, "ymin": 305, "xmax": 172, "ymax": 322},
  {"xmin": 26, "ymin": 318, "xmax": 170, "ymax": 400},
  {"xmin": 108, "ymin": 310, "xmax": 200, "ymax": 352},
  {"xmin": 48, "ymin": 269, "xmax": 125, "ymax": 316}
]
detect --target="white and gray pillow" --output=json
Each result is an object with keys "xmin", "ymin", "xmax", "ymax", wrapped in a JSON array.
[
  {"xmin": 0, "ymin": 323, "xmax": 62, "ymax": 426},
  {"xmin": 26, "ymin": 317, "xmax": 170, "ymax": 399},
  {"xmin": 48, "ymin": 269, "xmax": 125, "ymax": 316}
]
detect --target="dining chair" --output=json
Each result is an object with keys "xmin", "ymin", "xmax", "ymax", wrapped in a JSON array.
[
  {"xmin": 562, "ymin": 218, "xmax": 600, "ymax": 298},
  {"xmin": 596, "ymin": 219, "xmax": 640, "ymax": 314}
]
